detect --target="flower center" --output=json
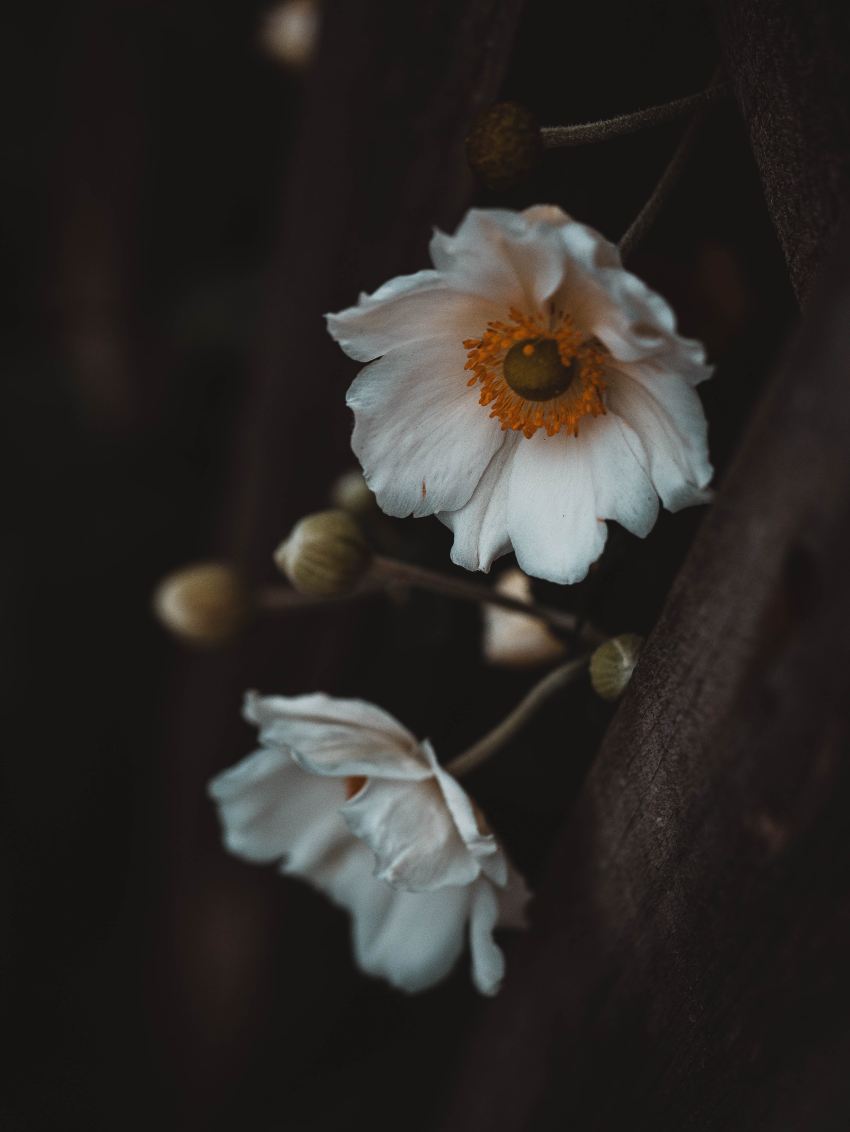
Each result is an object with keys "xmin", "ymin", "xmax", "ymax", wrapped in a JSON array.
[
  {"xmin": 502, "ymin": 338, "xmax": 577, "ymax": 401},
  {"xmin": 463, "ymin": 307, "xmax": 606, "ymax": 438}
]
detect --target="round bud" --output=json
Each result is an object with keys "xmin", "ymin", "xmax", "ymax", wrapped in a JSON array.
[
  {"xmin": 153, "ymin": 562, "xmax": 252, "ymax": 646},
  {"xmin": 465, "ymin": 102, "xmax": 541, "ymax": 191},
  {"xmin": 589, "ymin": 634, "xmax": 644, "ymax": 701},
  {"xmin": 329, "ymin": 468, "xmax": 376, "ymax": 517},
  {"xmin": 274, "ymin": 510, "xmax": 371, "ymax": 597}
]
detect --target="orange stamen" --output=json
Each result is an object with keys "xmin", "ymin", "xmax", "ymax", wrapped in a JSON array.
[{"xmin": 463, "ymin": 307, "xmax": 607, "ymax": 438}]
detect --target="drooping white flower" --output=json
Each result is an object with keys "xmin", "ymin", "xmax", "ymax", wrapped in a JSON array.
[
  {"xmin": 482, "ymin": 568, "xmax": 566, "ymax": 668},
  {"xmin": 327, "ymin": 206, "xmax": 713, "ymax": 585},
  {"xmin": 208, "ymin": 692, "xmax": 529, "ymax": 995}
]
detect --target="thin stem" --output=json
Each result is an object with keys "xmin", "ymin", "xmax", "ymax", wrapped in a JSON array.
[
  {"xmin": 371, "ymin": 555, "xmax": 604, "ymax": 644},
  {"xmin": 446, "ymin": 655, "xmax": 589, "ymax": 778},
  {"xmin": 618, "ymin": 67, "xmax": 724, "ymax": 262},
  {"xmin": 540, "ymin": 83, "xmax": 727, "ymax": 149},
  {"xmin": 257, "ymin": 579, "xmax": 381, "ymax": 613}
]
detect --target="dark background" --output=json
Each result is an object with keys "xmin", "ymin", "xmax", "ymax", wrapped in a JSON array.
[{"xmin": 2, "ymin": 1, "xmax": 822, "ymax": 1128}]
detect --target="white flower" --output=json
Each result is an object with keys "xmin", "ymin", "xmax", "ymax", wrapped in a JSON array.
[
  {"xmin": 482, "ymin": 568, "xmax": 567, "ymax": 668},
  {"xmin": 327, "ymin": 206, "xmax": 713, "ymax": 585},
  {"xmin": 208, "ymin": 692, "xmax": 529, "ymax": 994}
]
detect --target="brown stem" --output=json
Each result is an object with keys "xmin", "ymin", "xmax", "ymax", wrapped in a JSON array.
[
  {"xmin": 541, "ymin": 83, "xmax": 727, "ymax": 149},
  {"xmin": 618, "ymin": 67, "xmax": 725, "ymax": 262},
  {"xmin": 371, "ymin": 555, "xmax": 604, "ymax": 644},
  {"xmin": 446, "ymin": 655, "xmax": 589, "ymax": 777}
]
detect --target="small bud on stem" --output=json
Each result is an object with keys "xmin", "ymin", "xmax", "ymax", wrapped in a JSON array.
[
  {"xmin": 153, "ymin": 563, "xmax": 253, "ymax": 646},
  {"xmin": 275, "ymin": 510, "xmax": 372, "ymax": 597}
]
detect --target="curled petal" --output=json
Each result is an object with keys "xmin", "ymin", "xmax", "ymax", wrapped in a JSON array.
[
  {"xmin": 608, "ymin": 364, "xmax": 713, "ymax": 511},
  {"xmin": 341, "ymin": 777, "xmax": 480, "ymax": 891},
  {"xmin": 245, "ymin": 692, "xmax": 430, "ymax": 780},
  {"xmin": 429, "ymin": 208, "xmax": 566, "ymax": 311}
]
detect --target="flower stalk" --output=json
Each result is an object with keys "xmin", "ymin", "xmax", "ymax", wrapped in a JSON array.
[
  {"xmin": 540, "ymin": 82, "xmax": 727, "ymax": 149},
  {"xmin": 371, "ymin": 555, "xmax": 604, "ymax": 645},
  {"xmin": 618, "ymin": 67, "xmax": 725, "ymax": 261},
  {"xmin": 447, "ymin": 655, "xmax": 589, "ymax": 778}
]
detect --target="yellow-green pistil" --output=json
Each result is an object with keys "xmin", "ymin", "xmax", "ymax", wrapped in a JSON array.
[{"xmin": 502, "ymin": 338, "xmax": 578, "ymax": 402}]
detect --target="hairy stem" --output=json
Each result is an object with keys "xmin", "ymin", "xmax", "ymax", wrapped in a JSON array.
[
  {"xmin": 618, "ymin": 68, "xmax": 724, "ymax": 261},
  {"xmin": 446, "ymin": 655, "xmax": 589, "ymax": 778},
  {"xmin": 541, "ymin": 83, "xmax": 727, "ymax": 149},
  {"xmin": 372, "ymin": 555, "xmax": 604, "ymax": 644}
]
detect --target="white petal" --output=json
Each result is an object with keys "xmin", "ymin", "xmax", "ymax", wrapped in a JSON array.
[
  {"xmin": 244, "ymin": 692, "xmax": 430, "ymax": 780},
  {"xmin": 507, "ymin": 430, "xmax": 608, "ymax": 585},
  {"xmin": 346, "ymin": 849, "xmax": 471, "ymax": 992},
  {"xmin": 326, "ymin": 270, "xmax": 503, "ymax": 363},
  {"xmin": 440, "ymin": 433, "xmax": 519, "ymax": 573},
  {"xmin": 347, "ymin": 337, "xmax": 504, "ymax": 518},
  {"xmin": 207, "ymin": 748, "xmax": 348, "ymax": 877},
  {"xmin": 607, "ymin": 364, "xmax": 713, "ymax": 511},
  {"xmin": 547, "ymin": 220, "xmax": 685, "ymax": 364},
  {"xmin": 429, "ymin": 208, "xmax": 566, "ymax": 310},
  {"xmin": 468, "ymin": 879, "xmax": 506, "ymax": 995},
  {"xmin": 341, "ymin": 775, "xmax": 480, "ymax": 891},
  {"xmin": 578, "ymin": 411, "xmax": 660, "ymax": 538},
  {"xmin": 423, "ymin": 743, "xmax": 506, "ymax": 885}
]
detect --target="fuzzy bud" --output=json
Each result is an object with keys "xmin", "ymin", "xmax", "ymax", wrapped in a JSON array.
[
  {"xmin": 329, "ymin": 468, "xmax": 376, "ymax": 517},
  {"xmin": 589, "ymin": 634, "xmax": 644, "ymax": 701},
  {"xmin": 153, "ymin": 563, "xmax": 252, "ymax": 646},
  {"xmin": 275, "ymin": 510, "xmax": 371, "ymax": 596},
  {"xmin": 465, "ymin": 102, "xmax": 542, "ymax": 190},
  {"xmin": 259, "ymin": 0, "xmax": 319, "ymax": 70}
]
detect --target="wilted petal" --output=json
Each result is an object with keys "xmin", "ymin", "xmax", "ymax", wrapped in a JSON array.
[
  {"xmin": 468, "ymin": 879, "xmax": 506, "ymax": 995},
  {"xmin": 430, "ymin": 208, "xmax": 566, "ymax": 311},
  {"xmin": 345, "ymin": 848, "xmax": 471, "ymax": 993},
  {"xmin": 245, "ymin": 692, "xmax": 430, "ymax": 780},
  {"xmin": 341, "ymin": 776, "xmax": 480, "ymax": 891},
  {"xmin": 208, "ymin": 748, "xmax": 348, "ymax": 876}
]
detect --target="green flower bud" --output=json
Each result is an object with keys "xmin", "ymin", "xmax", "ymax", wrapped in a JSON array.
[
  {"xmin": 465, "ymin": 102, "xmax": 542, "ymax": 190},
  {"xmin": 589, "ymin": 633, "xmax": 644, "ymax": 701},
  {"xmin": 153, "ymin": 562, "xmax": 252, "ymax": 646},
  {"xmin": 329, "ymin": 468, "xmax": 376, "ymax": 517},
  {"xmin": 275, "ymin": 510, "xmax": 371, "ymax": 597}
]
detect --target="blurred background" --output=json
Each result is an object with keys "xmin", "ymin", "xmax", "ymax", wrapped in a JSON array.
[{"xmin": 3, "ymin": 1, "xmax": 795, "ymax": 1128}]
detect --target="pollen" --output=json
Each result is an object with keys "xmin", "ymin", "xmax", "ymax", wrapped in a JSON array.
[{"xmin": 463, "ymin": 306, "xmax": 607, "ymax": 438}]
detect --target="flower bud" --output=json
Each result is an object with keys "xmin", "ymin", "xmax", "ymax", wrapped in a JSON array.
[
  {"xmin": 329, "ymin": 468, "xmax": 376, "ymax": 517},
  {"xmin": 153, "ymin": 562, "xmax": 252, "ymax": 646},
  {"xmin": 465, "ymin": 102, "xmax": 541, "ymax": 190},
  {"xmin": 259, "ymin": 0, "xmax": 319, "ymax": 70},
  {"xmin": 589, "ymin": 634, "xmax": 644, "ymax": 701},
  {"xmin": 274, "ymin": 510, "xmax": 371, "ymax": 597},
  {"xmin": 482, "ymin": 569, "xmax": 566, "ymax": 668}
]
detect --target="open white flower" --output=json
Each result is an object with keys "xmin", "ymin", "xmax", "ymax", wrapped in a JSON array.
[
  {"xmin": 208, "ymin": 692, "xmax": 528, "ymax": 995},
  {"xmin": 327, "ymin": 205, "xmax": 713, "ymax": 585}
]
